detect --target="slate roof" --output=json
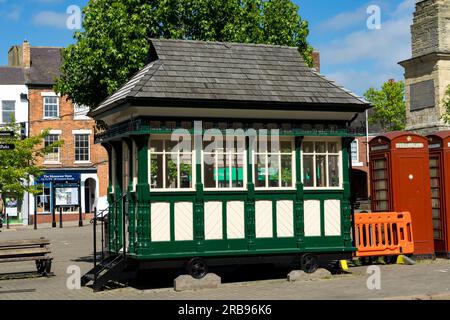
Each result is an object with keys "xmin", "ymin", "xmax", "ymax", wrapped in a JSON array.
[
  {"xmin": 93, "ymin": 39, "xmax": 369, "ymax": 114},
  {"xmin": 0, "ymin": 46, "xmax": 62, "ymax": 86},
  {"xmin": 27, "ymin": 47, "xmax": 62, "ymax": 85},
  {"xmin": 0, "ymin": 67, "xmax": 26, "ymax": 85}
]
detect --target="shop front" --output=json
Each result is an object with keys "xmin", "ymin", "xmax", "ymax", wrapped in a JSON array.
[{"xmin": 32, "ymin": 170, "xmax": 98, "ymax": 224}]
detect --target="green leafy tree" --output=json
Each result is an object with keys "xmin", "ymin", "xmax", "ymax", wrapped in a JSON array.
[
  {"xmin": 0, "ymin": 120, "xmax": 64, "ymax": 200},
  {"xmin": 55, "ymin": 0, "xmax": 313, "ymax": 109},
  {"xmin": 442, "ymin": 85, "xmax": 450, "ymax": 124},
  {"xmin": 363, "ymin": 80, "xmax": 406, "ymax": 132}
]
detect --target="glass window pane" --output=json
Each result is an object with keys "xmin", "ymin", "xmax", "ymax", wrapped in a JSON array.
[
  {"xmin": 255, "ymin": 155, "xmax": 266, "ymax": 188},
  {"xmin": 180, "ymin": 154, "xmax": 192, "ymax": 189},
  {"xmin": 315, "ymin": 142, "xmax": 326, "ymax": 153},
  {"xmin": 2, "ymin": 101, "xmax": 15, "ymax": 123},
  {"xmin": 374, "ymin": 170, "xmax": 386, "ymax": 180},
  {"xmin": 150, "ymin": 140, "xmax": 163, "ymax": 152},
  {"xmin": 280, "ymin": 141, "xmax": 293, "ymax": 153},
  {"xmin": 166, "ymin": 155, "xmax": 178, "ymax": 189},
  {"xmin": 217, "ymin": 153, "xmax": 229, "ymax": 188},
  {"xmin": 231, "ymin": 153, "xmax": 244, "ymax": 188},
  {"xmin": 150, "ymin": 154, "xmax": 163, "ymax": 189},
  {"xmin": 377, "ymin": 201, "xmax": 388, "ymax": 211},
  {"xmin": 374, "ymin": 180, "xmax": 387, "ymax": 190},
  {"xmin": 429, "ymin": 158, "xmax": 439, "ymax": 167},
  {"xmin": 281, "ymin": 155, "xmax": 293, "ymax": 187},
  {"xmin": 328, "ymin": 142, "xmax": 339, "ymax": 154},
  {"xmin": 316, "ymin": 155, "xmax": 327, "ymax": 187},
  {"xmin": 374, "ymin": 159, "xmax": 386, "ymax": 169},
  {"xmin": 204, "ymin": 153, "xmax": 216, "ymax": 189},
  {"xmin": 302, "ymin": 142, "xmax": 314, "ymax": 153},
  {"xmin": 328, "ymin": 155, "xmax": 340, "ymax": 187},
  {"xmin": 268, "ymin": 155, "xmax": 280, "ymax": 187},
  {"xmin": 303, "ymin": 155, "xmax": 314, "ymax": 187}
]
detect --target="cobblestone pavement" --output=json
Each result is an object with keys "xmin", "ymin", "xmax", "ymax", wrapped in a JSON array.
[{"xmin": 0, "ymin": 224, "xmax": 449, "ymax": 300}]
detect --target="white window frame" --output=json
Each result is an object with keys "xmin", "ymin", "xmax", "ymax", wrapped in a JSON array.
[
  {"xmin": 351, "ymin": 140, "xmax": 363, "ymax": 167},
  {"xmin": 44, "ymin": 133, "xmax": 61, "ymax": 164},
  {"xmin": 43, "ymin": 96, "xmax": 59, "ymax": 119},
  {"xmin": 73, "ymin": 133, "xmax": 91, "ymax": 163},
  {"xmin": 301, "ymin": 137, "xmax": 343, "ymax": 191},
  {"xmin": 1, "ymin": 100, "xmax": 15, "ymax": 124},
  {"xmin": 252, "ymin": 138, "xmax": 296, "ymax": 190},
  {"xmin": 148, "ymin": 137, "xmax": 196, "ymax": 192},
  {"xmin": 201, "ymin": 149, "xmax": 247, "ymax": 191}
]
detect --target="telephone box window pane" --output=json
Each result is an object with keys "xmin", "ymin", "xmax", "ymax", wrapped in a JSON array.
[
  {"xmin": 328, "ymin": 155, "xmax": 340, "ymax": 187},
  {"xmin": 431, "ymin": 189, "xmax": 440, "ymax": 199},
  {"xmin": 255, "ymin": 155, "xmax": 266, "ymax": 188},
  {"xmin": 303, "ymin": 155, "xmax": 314, "ymax": 187},
  {"xmin": 316, "ymin": 155, "xmax": 327, "ymax": 187},
  {"xmin": 374, "ymin": 170, "xmax": 387, "ymax": 179},
  {"xmin": 180, "ymin": 155, "xmax": 192, "ymax": 189},
  {"xmin": 429, "ymin": 158, "xmax": 439, "ymax": 167},
  {"xmin": 377, "ymin": 201, "xmax": 388, "ymax": 211},
  {"xmin": 376, "ymin": 191, "xmax": 388, "ymax": 200},
  {"xmin": 430, "ymin": 178, "xmax": 440, "ymax": 188},
  {"xmin": 166, "ymin": 156, "xmax": 178, "ymax": 189},
  {"xmin": 432, "ymin": 209, "xmax": 441, "ymax": 218},
  {"xmin": 374, "ymin": 180, "xmax": 387, "ymax": 190},
  {"xmin": 374, "ymin": 159, "xmax": 386, "ymax": 170},
  {"xmin": 431, "ymin": 199, "xmax": 440, "ymax": 208},
  {"xmin": 281, "ymin": 155, "xmax": 293, "ymax": 188},
  {"xmin": 204, "ymin": 156, "xmax": 215, "ymax": 189},
  {"xmin": 268, "ymin": 155, "xmax": 280, "ymax": 187}
]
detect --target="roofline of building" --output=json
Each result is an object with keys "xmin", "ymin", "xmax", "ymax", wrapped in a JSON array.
[
  {"xmin": 399, "ymin": 52, "xmax": 450, "ymax": 67},
  {"xmin": 89, "ymin": 95, "xmax": 371, "ymax": 118}
]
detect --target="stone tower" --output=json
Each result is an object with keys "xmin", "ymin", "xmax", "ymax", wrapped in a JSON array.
[{"xmin": 399, "ymin": 0, "xmax": 450, "ymax": 135}]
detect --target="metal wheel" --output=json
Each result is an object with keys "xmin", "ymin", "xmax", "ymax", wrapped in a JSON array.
[
  {"xmin": 300, "ymin": 254, "xmax": 319, "ymax": 274},
  {"xmin": 187, "ymin": 258, "xmax": 208, "ymax": 279}
]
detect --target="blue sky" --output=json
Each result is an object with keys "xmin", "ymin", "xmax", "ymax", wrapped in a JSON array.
[{"xmin": 0, "ymin": 0, "xmax": 416, "ymax": 96}]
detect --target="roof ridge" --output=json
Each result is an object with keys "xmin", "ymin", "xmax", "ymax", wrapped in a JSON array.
[{"xmin": 150, "ymin": 38, "xmax": 299, "ymax": 50}]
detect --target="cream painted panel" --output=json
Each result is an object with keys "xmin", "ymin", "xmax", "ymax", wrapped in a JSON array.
[
  {"xmin": 304, "ymin": 200, "xmax": 321, "ymax": 237},
  {"xmin": 255, "ymin": 201, "xmax": 273, "ymax": 238},
  {"xmin": 226, "ymin": 201, "xmax": 245, "ymax": 239},
  {"xmin": 205, "ymin": 201, "xmax": 223, "ymax": 240},
  {"xmin": 174, "ymin": 202, "xmax": 193, "ymax": 241},
  {"xmin": 325, "ymin": 200, "xmax": 341, "ymax": 236},
  {"xmin": 277, "ymin": 200, "xmax": 294, "ymax": 238},
  {"xmin": 151, "ymin": 202, "xmax": 171, "ymax": 242}
]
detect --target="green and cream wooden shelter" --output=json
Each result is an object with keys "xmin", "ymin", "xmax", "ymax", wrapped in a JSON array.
[{"xmin": 89, "ymin": 39, "xmax": 370, "ymax": 278}]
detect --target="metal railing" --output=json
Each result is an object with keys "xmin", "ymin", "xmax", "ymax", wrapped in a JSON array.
[{"xmin": 91, "ymin": 206, "xmax": 109, "ymax": 267}]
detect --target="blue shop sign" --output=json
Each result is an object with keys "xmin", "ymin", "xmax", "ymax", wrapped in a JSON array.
[{"xmin": 37, "ymin": 173, "xmax": 81, "ymax": 183}]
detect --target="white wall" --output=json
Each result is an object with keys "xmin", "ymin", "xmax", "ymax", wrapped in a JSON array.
[{"xmin": 0, "ymin": 85, "xmax": 28, "ymax": 125}]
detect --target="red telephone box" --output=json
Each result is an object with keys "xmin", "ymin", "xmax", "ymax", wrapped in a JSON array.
[
  {"xmin": 369, "ymin": 132, "xmax": 435, "ymax": 258},
  {"xmin": 427, "ymin": 131, "xmax": 450, "ymax": 258}
]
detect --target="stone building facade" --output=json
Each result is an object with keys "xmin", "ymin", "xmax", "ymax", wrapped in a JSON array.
[{"xmin": 400, "ymin": 0, "xmax": 450, "ymax": 135}]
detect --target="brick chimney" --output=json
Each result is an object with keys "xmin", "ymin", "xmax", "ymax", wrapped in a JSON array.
[
  {"xmin": 312, "ymin": 51, "xmax": 320, "ymax": 73},
  {"xmin": 22, "ymin": 40, "xmax": 30, "ymax": 68}
]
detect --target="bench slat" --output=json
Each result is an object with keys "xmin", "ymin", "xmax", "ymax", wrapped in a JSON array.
[
  {"xmin": 0, "ymin": 239, "xmax": 51, "ymax": 248},
  {"xmin": 0, "ymin": 256, "xmax": 53, "ymax": 263},
  {"xmin": 0, "ymin": 248, "xmax": 51, "ymax": 257}
]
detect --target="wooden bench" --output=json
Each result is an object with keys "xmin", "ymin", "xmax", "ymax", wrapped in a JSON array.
[{"xmin": 0, "ymin": 238, "xmax": 53, "ymax": 276}]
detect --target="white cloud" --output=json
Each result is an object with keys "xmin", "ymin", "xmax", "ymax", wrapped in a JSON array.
[
  {"xmin": 33, "ymin": 10, "xmax": 67, "ymax": 29},
  {"xmin": 7, "ymin": 6, "xmax": 21, "ymax": 20},
  {"xmin": 316, "ymin": 0, "xmax": 415, "ymax": 93},
  {"xmin": 316, "ymin": 6, "xmax": 368, "ymax": 32}
]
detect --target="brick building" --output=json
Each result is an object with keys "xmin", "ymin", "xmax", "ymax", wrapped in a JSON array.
[{"xmin": 7, "ymin": 41, "xmax": 109, "ymax": 224}]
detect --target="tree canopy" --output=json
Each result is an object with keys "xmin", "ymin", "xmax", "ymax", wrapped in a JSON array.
[
  {"xmin": 364, "ymin": 80, "xmax": 406, "ymax": 133},
  {"xmin": 55, "ymin": 0, "xmax": 313, "ymax": 109},
  {"xmin": 0, "ymin": 121, "xmax": 63, "ymax": 199}
]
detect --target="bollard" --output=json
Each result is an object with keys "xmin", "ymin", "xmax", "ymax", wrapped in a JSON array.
[
  {"xmin": 6, "ymin": 214, "xmax": 9, "ymax": 229},
  {"xmin": 59, "ymin": 207, "xmax": 63, "ymax": 228}
]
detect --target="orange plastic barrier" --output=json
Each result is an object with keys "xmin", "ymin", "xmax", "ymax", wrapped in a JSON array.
[{"xmin": 354, "ymin": 212, "xmax": 414, "ymax": 257}]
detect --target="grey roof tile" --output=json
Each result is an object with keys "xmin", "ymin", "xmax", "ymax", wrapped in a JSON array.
[{"xmin": 94, "ymin": 39, "xmax": 368, "ymax": 112}]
